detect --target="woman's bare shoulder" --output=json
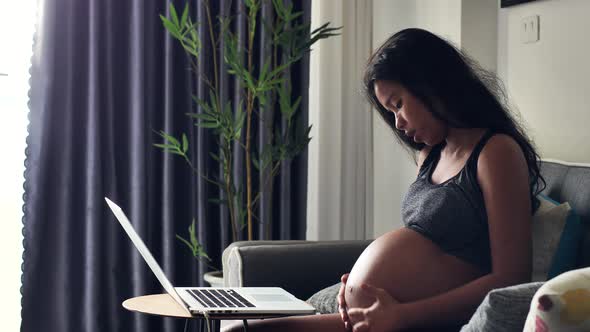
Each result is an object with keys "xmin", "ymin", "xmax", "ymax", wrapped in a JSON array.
[
  {"xmin": 479, "ymin": 134, "xmax": 525, "ymax": 168},
  {"xmin": 477, "ymin": 133, "xmax": 529, "ymax": 193}
]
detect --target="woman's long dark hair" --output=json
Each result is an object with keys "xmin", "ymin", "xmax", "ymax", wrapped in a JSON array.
[{"xmin": 363, "ymin": 28, "xmax": 545, "ymax": 212}]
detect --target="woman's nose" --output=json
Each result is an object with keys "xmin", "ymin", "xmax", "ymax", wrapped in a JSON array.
[{"xmin": 395, "ymin": 114, "xmax": 406, "ymax": 130}]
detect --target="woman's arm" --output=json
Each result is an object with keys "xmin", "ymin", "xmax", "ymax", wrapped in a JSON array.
[{"xmin": 398, "ymin": 134, "xmax": 533, "ymax": 328}]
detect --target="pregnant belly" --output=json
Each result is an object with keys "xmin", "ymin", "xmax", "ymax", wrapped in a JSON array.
[{"xmin": 345, "ymin": 228, "xmax": 484, "ymax": 309}]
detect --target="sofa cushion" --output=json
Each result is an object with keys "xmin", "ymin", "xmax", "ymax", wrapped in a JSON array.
[
  {"xmin": 306, "ymin": 282, "xmax": 340, "ymax": 314},
  {"xmin": 523, "ymin": 267, "xmax": 590, "ymax": 331},
  {"xmin": 532, "ymin": 195, "xmax": 569, "ymax": 281},
  {"xmin": 543, "ymin": 197, "xmax": 584, "ymax": 280},
  {"xmin": 539, "ymin": 160, "xmax": 590, "ymax": 268},
  {"xmin": 461, "ymin": 282, "xmax": 544, "ymax": 332}
]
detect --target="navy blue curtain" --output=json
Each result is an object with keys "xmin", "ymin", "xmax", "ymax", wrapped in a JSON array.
[{"xmin": 21, "ymin": 0, "xmax": 310, "ymax": 331}]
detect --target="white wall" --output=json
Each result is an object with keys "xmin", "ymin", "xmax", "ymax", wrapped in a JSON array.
[
  {"xmin": 463, "ymin": 0, "xmax": 498, "ymax": 73},
  {"xmin": 497, "ymin": 0, "xmax": 590, "ymax": 162}
]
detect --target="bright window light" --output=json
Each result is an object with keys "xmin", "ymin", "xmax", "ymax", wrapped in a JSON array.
[{"xmin": 0, "ymin": 0, "xmax": 37, "ymax": 330}]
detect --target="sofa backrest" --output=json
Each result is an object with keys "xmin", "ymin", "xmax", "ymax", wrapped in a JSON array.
[{"xmin": 539, "ymin": 160, "xmax": 590, "ymax": 268}]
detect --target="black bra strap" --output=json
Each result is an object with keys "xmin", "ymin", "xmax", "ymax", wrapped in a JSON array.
[{"xmin": 418, "ymin": 142, "xmax": 445, "ymax": 177}]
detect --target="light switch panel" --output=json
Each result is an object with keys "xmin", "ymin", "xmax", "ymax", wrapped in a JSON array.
[{"xmin": 521, "ymin": 15, "xmax": 540, "ymax": 44}]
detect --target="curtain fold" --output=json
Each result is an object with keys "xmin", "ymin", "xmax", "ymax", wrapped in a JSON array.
[{"xmin": 22, "ymin": 0, "xmax": 310, "ymax": 331}]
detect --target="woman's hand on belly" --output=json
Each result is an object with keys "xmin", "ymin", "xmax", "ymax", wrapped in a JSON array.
[
  {"xmin": 337, "ymin": 273, "xmax": 351, "ymax": 330},
  {"xmin": 347, "ymin": 283, "xmax": 407, "ymax": 332}
]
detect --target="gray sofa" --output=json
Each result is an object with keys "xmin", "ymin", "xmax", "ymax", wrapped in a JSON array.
[{"xmin": 222, "ymin": 160, "xmax": 590, "ymax": 330}]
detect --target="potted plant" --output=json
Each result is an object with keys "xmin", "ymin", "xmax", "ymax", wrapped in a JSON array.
[{"xmin": 155, "ymin": 0, "xmax": 340, "ymax": 286}]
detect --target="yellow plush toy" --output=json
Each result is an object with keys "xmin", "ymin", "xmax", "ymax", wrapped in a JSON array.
[{"xmin": 524, "ymin": 267, "xmax": 590, "ymax": 332}]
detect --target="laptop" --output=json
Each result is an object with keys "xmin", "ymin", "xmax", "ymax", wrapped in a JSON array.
[{"xmin": 105, "ymin": 197, "xmax": 316, "ymax": 317}]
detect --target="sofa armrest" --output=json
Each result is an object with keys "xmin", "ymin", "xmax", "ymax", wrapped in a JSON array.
[{"xmin": 222, "ymin": 240, "xmax": 373, "ymax": 300}]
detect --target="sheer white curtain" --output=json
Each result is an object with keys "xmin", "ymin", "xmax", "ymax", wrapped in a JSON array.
[
  {"xmin": 0, "ymin": 0, "xmax": 37, "ymax": 330},
  {"xmin": 307, "ymin": 0, "xmax": 374, "ymax": 241}
]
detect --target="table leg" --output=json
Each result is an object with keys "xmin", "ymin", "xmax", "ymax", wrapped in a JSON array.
[{"xmin": 242, "ymin": 319, "xmax": 249, "ymax": 332}]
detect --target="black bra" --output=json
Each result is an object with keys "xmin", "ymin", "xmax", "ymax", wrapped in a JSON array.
[{"xmin": 401, "ymin": 130, "xmax": 496, "ymax": 273}]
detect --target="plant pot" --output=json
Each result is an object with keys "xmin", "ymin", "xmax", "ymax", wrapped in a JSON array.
[{"xmin": 203, "ymin": 270, "xmax": 224, "ymax": 287}]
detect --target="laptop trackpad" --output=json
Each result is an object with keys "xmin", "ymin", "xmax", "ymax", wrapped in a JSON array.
[{"xmin": 250, "ymin": 294, "xmax": 292, "ymax": 302}]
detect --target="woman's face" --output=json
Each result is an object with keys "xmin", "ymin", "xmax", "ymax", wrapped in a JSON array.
[{"xmin": 374, "ymin": 80, "xmax": 447, "ymax": 146}]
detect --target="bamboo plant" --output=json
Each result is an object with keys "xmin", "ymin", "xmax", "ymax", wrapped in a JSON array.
[{"xmin": 155, "ymin": 0, "xmax": 340, "ymax": 266}]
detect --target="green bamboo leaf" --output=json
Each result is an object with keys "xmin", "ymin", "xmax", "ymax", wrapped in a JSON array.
[
  {"xmin": 278, "ymin": 91, "xmax": 291, "ymax": 118},
  {"xmin": 268, "ymin": 62, "xmax": 291, "ymax": 80},
  {"xmin": 208, "ymin": 90, "xmax": 219, "ymax": 113},
  {"xmin": 176, "ymin": 234, "xmax": 196, "ymax": 255},
  {"xmin": 197, "ymin": 122, "xmax": 220, "ymax": 129},
  {"xmin": 158, "ymin": 130, "xmax": 180, "ymax": 147},
  {"xmin": 242, "ymin": 71, "xmax": 256, "ymax": 92},
  {"xmin": 291, "ymin": 95, "xmax": 302, "ymax": 114},
  {"xmin": 318, "ymin": 26, "xmax": 344, "ymax": 34},
  {"xmin": 153, "ymin": 143, "xmax": 177, "ymax": 150},
  {"xmin": 180, "ymin": 2, "xmax": 189, "ymax": 28},
  {"xmin": 266, "ymin": 78, "xmax": 285, "ymax": 87},
  {"xmin": 199, "ymin": 251, "xmax": 211, "ymax": 261},
  {"xmin": 192, "ymin": 96, "xmax": 212, "ymax": 113},
  {"xmin": 188, "ymin": 23, "xmax": 201, "ymax": 53},
  {"xmin": 160, "ymin": 16, "xmax": 182, "ymax": 40},
  {"xmin": 258, "ymin": 60, "xmax": 270, "ymax": 84},
  {"xmin": 158, "ymin": 148, "xmax": 177, "ymax": 155},
  {"xmin": 183, "ymin": 45, "xmax": 200, "ymax": 58},
  {"xmin": 209, "ymin": 152, "xmax": 222, "ymax": 163},
  {"xmin": 252, "ymin": 157, "xmax": 260, "ymax": 171},
  {"xmin": 257, "ymin": 93, "xmax": 268, "ymax": 107},
  {"xmin": 208, "ymin": 198, "xmax": 229, "ymax": 205},
  {"xmin": 189, "ymin": 219, "xmax": 197, "ymax": 246},
  {"xmin": 290, "ymin": 11, "xmax": 303, "ymax": 21},
  {"xmin": 186, "ymin": 112, "xmax": 216, "ymax": 122},
  {"xmin": 169, "ymin": 3, "xmax": 180, "ymax": 26},
  {"xmin": 310, "ymin": 22, "xmax": 330, "ymax": 36},
  {"xmin": 272, "ymin": 0, "xmax": 287, "ymax": 19},
  {"xmin": 235, "ymin": 108, "xmax": 246, "ymax": 139},
  {"xmin": 182, "ymin": 133, "xmax": 189, "ymax": 153}
]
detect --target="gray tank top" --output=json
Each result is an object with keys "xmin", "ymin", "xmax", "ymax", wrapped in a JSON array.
[{"xmin": 401, "ymin": 130, "xmax": 496, "ymax": 273}]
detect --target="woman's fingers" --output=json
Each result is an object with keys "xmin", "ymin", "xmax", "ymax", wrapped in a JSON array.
[
  {"xmin": 346, "ymin": 307, "xmax": 367, "ymax": 323},
  {"xmin": 360, "ymin": 283, "xmax": 390, "ymax": 303},
  {"xmin": 340, "ymin": 306, "xmax": 350, "ymax": 321},
  {"xmin": 341, "ymin": 273, "xmax": 350, "ymax": 283},
  {"xmin": 339, "ymin": 299, "xmax": 350, "ymax": 325},
  {"xmin": 338, "ymin": 284, "xmax": 345, "ymax": 306},
  {"xmin": 352, "ymin": 321, "xmax": 369, "ymax": 332},
  {"xmin": 337, "ymin": 273, "xmax": 349, "ymax": 313},
  {"xmin": 338, "ymin": 273, "xmax": 351, "ymax": 325}
]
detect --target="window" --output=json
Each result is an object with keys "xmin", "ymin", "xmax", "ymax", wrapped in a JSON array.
[{"xmin": 0, "ymin": 0, "xmax": 37, "ymax": 330}]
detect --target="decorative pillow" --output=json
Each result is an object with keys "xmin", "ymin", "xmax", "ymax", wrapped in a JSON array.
[
  {"xmin": 544, "ymin": 197, "xmax": 584, "ymax": 280},
  {"xmin": 523, "ymin": 267, "xmax": 590, "ymax": 331},
  {"xmin": 531, "ymin": 195, "xmax": 581, "ymax": 281},
  {"xmin": 306, "ymin": 282, "xmax": 340, "ymax": 314},
  {"xmin": 461, "ymin": 282, "xmax": 544, "ymax": 332}
]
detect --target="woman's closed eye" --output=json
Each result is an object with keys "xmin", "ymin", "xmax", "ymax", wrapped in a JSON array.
[{"xmin": 388, "ymin": 99, "xmax": 403, "ymax": 113}]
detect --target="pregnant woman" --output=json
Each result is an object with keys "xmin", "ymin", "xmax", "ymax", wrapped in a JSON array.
[{"xmin": 225, "ymin": 28, "xmax": 544, "ymax": 332}]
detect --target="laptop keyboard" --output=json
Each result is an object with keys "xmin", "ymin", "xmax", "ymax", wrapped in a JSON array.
[{"xmin": 188, "ymin": 289, "xmax": 255, "ymax": 308}]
